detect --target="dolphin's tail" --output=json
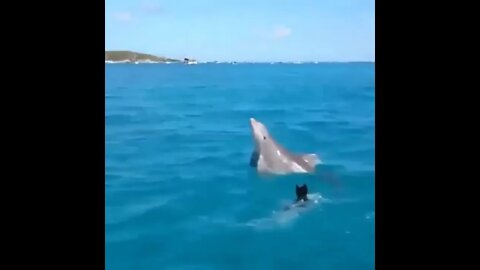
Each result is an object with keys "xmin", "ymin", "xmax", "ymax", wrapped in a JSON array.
[{"xmin": 301, "ymin": 154, "xmax": 322, "ymax": 165}]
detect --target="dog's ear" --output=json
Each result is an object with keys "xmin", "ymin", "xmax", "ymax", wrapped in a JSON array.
[{"xmin": 297, "ymin": 184, "xmax": 307, "ymax": 196}]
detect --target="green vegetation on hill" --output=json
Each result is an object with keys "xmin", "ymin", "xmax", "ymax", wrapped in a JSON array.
[{"xmin": 105, "ymin": 51, "xmax": 179, "ymax": 62}]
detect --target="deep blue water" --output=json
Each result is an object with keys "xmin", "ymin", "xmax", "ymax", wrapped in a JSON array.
[{"xmin": 106, "ymin": 63, "xmax": 375, "ymax": 270}]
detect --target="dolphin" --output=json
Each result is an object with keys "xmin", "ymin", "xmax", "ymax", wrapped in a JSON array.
[{"xmin": 249, "ymin": 118, "xmax": 321, "ymax": 175}]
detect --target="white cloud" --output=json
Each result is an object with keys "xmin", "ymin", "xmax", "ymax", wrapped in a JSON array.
[
  {"xmin": 273, "ymin": 26, "xmax": 292, "ymax": 39},
  {"xmin": 113, "ymin": 12, "xmax": 132, "ymax": 22},
  {"xmin": 140, "ymin": 1, "xmax": 163, "ymax": 14}
]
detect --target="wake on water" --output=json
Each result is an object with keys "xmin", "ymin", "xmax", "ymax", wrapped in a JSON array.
[
  {"xmin": 243, "ymin": 193, "xmax": 329, "ymax": 230},
  {"xmin": 234, "ymin": 161, "xmax": 346, "ymax": 230}
]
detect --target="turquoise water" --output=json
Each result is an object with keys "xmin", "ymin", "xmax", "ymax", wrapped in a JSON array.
[{"xmin": 106, "ymin": 63, "xmax": 375, "ymax": 270}]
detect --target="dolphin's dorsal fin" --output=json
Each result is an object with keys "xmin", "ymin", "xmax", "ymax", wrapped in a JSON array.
[{"xmin": 301, "ymin": 154, "xmax": 321, "ymax": 165}]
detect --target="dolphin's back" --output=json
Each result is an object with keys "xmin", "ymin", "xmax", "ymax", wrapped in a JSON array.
[
  {"xmin": 249, "ymin": 117, "xmax": 320, "ymax": 175},
  {"xmin": 259, "ymin": 139, "xmax": 316, "ymax": 173}
]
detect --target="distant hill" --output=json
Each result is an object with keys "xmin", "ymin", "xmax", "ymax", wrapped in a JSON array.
[{"xmin": 105, "ymin": 51, "xmax": 180, "ymax": 63}]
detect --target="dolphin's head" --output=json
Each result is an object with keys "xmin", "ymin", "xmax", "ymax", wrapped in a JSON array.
[{"xmin": 249, "ymin": 118, "xmax": 271, "ymax": 150}]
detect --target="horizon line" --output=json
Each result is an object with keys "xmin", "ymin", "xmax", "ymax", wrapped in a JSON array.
[
  {"xmin": 105, "ymin": 50, "xmax": 374, "ymax": 63},
  {"xmin": 105, "ymin": 60, "xmax": 376, "ymax": 63}
]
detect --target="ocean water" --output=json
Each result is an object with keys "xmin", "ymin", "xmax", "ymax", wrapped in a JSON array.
[{"xmin": 106, "ymin": 63, "xmax": 375, "ymax": 270}]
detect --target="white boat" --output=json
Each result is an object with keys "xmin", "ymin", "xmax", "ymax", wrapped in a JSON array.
[{"xmin": 184, "ymin": 58, "xmax": 198, "ymax": 64}]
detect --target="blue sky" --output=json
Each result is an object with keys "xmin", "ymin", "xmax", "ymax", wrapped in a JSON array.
[{"xmin": 105, "ymin": 0, "xmax": 375, "ymax": 62}]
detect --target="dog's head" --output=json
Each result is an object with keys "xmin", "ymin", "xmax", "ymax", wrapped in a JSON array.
[{"xmin": 295, "ymin": 184, "xmax": 309, "ymax": 202}]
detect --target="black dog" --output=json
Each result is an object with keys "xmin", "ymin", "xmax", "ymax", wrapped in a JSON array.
[
  {"xmin": 295, "ymin": 184, "xmax": 309, "ymax": 203},
  {"xmin": 282, "ymin": 184, "xmax": 310, "ymax": 211}
]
